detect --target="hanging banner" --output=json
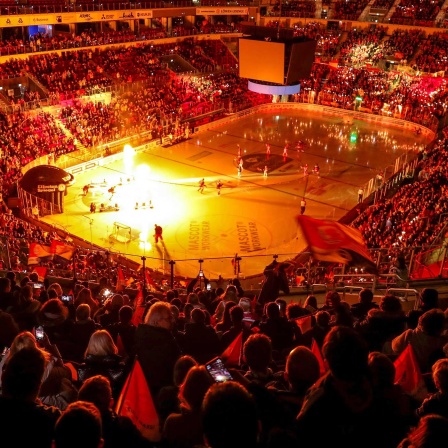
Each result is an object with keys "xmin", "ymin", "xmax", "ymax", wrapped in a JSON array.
[
  {"xmin": 0, "ymin": 16, "xmax": 28, "ymax": 27},
  {"xmin": 0, "ymin": 10, "xmax": 152, "ymax": 28},
  {"xmin": 196, "ymin": 7, "xmax": 248, "ymax": 15},
  {"xmin": 135, "ymin": 10, "xmax": 154, "ymax": 19}
]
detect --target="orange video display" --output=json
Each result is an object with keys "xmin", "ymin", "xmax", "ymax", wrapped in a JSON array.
[{"xmin": 238, "ymin": 39, "xmax": 285, "ymax": 85}]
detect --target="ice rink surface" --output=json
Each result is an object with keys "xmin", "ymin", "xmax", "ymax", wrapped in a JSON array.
[{"xmin": 44, "ymin": 109, "xmax": 430, "ymax": 279}]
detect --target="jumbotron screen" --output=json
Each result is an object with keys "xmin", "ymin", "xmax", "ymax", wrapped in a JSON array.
[{"xmin": 238, "ymin": 39, "xmax": 285, "ymax": 85}]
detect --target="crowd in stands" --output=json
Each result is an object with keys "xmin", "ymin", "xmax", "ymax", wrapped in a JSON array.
[
  {"xmin": 389, "ymin": 0, "xmax": 444, "ymax": 26},
  {"xmin": 414, "ymin": 33, "xmax": 448, "ymax": 74},
  {"xmin": 339, "ymin": 26, "xmax": 388, "ymax": 67},
  {"xmin": 372, "ymin": 0, "xmax": 395, "ymax": 9},
  {"xmin": 0, "ymin": 29, "xmax": 445, "ymax": 276},
  {"xmin": 262, "ymin": 0, "xmax": 447, "ymax": 26},
  {"xmin": 333, "ymin": 0, "xmax": 370, "ymax": 20},
  {"xmin": 0, "ymin": 110, "xmax": 76, "ymax": 199},
  {"xmin": 353, "ymin": 131, "xmax": 448, "ymax": 262},
  {"xmin": 339, "ymin": 26, "xmax": 428, "ymax": 68},
  {"xmin": 0, "ymin": 24, "xmax": 242, "ymax": 58},
  {"xmin": 0, "ymin": 0, "xmax": 446, "ymax": 277},
  {"xmin": 280, "ymin": 1, "xmax": 316, "ymax": 18},
  {"xmin": 1, "ymin": 269, "xmax": 448, "ymax": 447},
  {"xmin": 0, "ymin": 11, "xmax": 447, "ymax": 445},
  {"xmin": 382, "ymin": 29, "xmax": 424, "ymax": 62}
]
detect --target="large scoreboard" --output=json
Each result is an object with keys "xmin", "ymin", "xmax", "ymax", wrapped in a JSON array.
[{"xmin": 238, "ymin": 26, "xmax": 316, "ymax": 86}]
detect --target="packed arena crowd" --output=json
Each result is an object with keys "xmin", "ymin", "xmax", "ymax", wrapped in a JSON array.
[
  {"xmin": 0, "ymin": 24, "xmax": 446, "ymax": 277},
  {"xmin": 1, "ymin": 264, "xmax": 448, "ymax": 448},
  {"xmin": 352, "ymin": 128, "xmax": 448, "ymax": 267},
  {"xmin": 1, "ymin": 5, "xmax": 448, "ymax": 446}
]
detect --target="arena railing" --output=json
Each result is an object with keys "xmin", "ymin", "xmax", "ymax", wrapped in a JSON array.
[
  {"xmin": 386, "ymin": 287, "xmax": 420, "ymax": 303},
  {"xmin": 3, "ymin": 217, "xmax": 447, "ymax": 287},
  {"xmin": 19, "ymin": 188, "xmax": 63, "ymax": 218},
  {"xmin": 411, "ymin": 246, "xmax": 448, "ymax": 280}
]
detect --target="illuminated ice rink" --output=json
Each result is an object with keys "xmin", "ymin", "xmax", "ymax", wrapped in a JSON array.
[{"xmin": 44, "ymin": 109, "xmax": 431, "ymax": 279}]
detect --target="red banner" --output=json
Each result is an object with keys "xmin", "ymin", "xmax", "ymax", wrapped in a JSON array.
[
  {"xmin": 296, "ymin": 215, "xmax": 376, "ymax": 272},
  {"xmin": 51, "ymin": 240, "xmax": 75, "ymax": 261},
  {"xmin": 115, "ymin": 360, "xmax": 161, "ymax": 441},
  {"xmin": 221, "ymin": 331, "xmax": 243, "ymax": 367},
  {"xmin": 28, "ymin": 243, "xmax": 52, "ymax": 265}
]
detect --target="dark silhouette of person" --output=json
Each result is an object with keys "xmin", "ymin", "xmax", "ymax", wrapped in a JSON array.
[
  {"xmin": 258, "ymin": 261, "xmax": 291, "ymax": 305},
  {"xmin": 154, "ymin": 224, "xmax": 163, "ymax": 243}
]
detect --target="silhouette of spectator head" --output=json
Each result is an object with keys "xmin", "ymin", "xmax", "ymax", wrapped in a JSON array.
[
  {"xmin": 78, "ymin": 374, "xmax": 112, "ymax": 413},
  {"xmin": 110, "ymin": 294, "xmax": 124, "ymax": 310},
  {"xmin": 191, "ymin": 307, "xmax": 206, "ymax": 324},
  {"xmin": 183, "ymin": 303, "xmax": 194, "ymax": 321},
  {"xmin": 170, "ymin": 304, "xmax": 180, "ymax": 324},
  {"xmin": 243, "ymin": 333, "xmax": 273, "ymax": 374},
  {"xmin": 230, "ymin": 305, "xmax": 244, "ymax": 325},
  {"xmin": 368, "ymin": 351, "xmax": 395, "ymax": 389},
  {"xmin": 401, "ymin": 414, "xmax": 448, "ymax": 448},
  {"xmin": 48, "ymin": 283, "xmax": 63, "ymax": 299},
  {"xmin": 202, "ymin": 381, "xmax": 259, "ymax": 448},
  {"xmin": 221, "ymin": 284, "xmax": 238, "ymax": 304},
  {"xmin": 173, "ymin": 355, "xmax": 198, "ymax": 387},
  {"xmin": 0, "ymin": 276, "xmax": 11, "ymax": 293},
  {"xmin": 265, "ymin": 301, "xmax": 281, "ymax": 319},
  {"xmin": 238, "ymin": 298, "xmax": 251, "ymax": 312},
  {"xmin": 118, "ymin": 305, "xmax": 134, "ymax": 324},
  {"xmin": 379, "ymin": 294, "xmax": 403, "ymax": 313},
  {"xmin": 144, "ymin": 301, "xmax": 173, "ymax": 330},
  {"xmin": 432, "ymin": 358, "xmax": 448, "ymax": 394},
  {"xmin": 418, "ymin": 309, "xmax": 446, "ymax": 337},
  {"xmin": 285, "ymin": 346, "xmax": 320, "ymax": 394},
  {"xmin": 179, "ymin": 365, "xmax": 214, "ymax": 412},
  {"xmin": 322, "ymin": 326, "xmax": 369, "ymax": 382},
  {"xmin": 359, "ymin": 288, "xmax": 374, "ymax": 304},
  {"xmin": 53, "ymin": 401, "xmax": 103, "ymax": 448},
  {"xmin": 6, "ymin": 271, "xmax": 16, "ymax": 285},
  {"xmin": 170, "ymin": 297, "xmax": 183, "ymax": 312},
  {"xmin": 165, "ymin": 289, "xmax": 176, "ymax": 302},
  {"xmin": 332, "ymin": 302, "xmax": 354, "ymax": 327},
  {"xmin": 38, "ymin": 298, "xmax": 69, "ymax": 327},
  {"xmin": 2, "ymin": 346, "xmax": 46, "ymax": 401},
  {"xmin": 286, "ymin": 303, "xmax": 304, "ymax": 319},
  {"xmin": 227, "ymin": 278, "xmax": 244, "ymax": 297},
  {"xmin": 215, "ymin": 300, "xmax": 235, "ymax": 326},
  {"xmin": 48, "ymin": 289, "xmax": 59, "ymax": 300},
  {"xmin": 186, "ymin": 292, "xmax": 200, "ymax": 307},
  {"xmin": 85, "ymin": 330, "xmax": 118, "ymax": 357},
  {"xmin": 76, "ymin": 303, "xmax": 91, "ymax": 322},
  {"xmin": 29, "ymin": 272, "xmax": 39, "ymax": 283},
  {"xmin": 420, "ymin": 288, "xmax": 438, "ymax": 311},
  {"xmin": 315, "ymin": 310, "xmax": 331, "ymax": 328},
  {"xmin": 324, "ymin": 291, "xmax": 341, "ymax": 308},
  {"xmin": 20, "ymin": 276, "xmax": 31, "ymax": 287}
]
